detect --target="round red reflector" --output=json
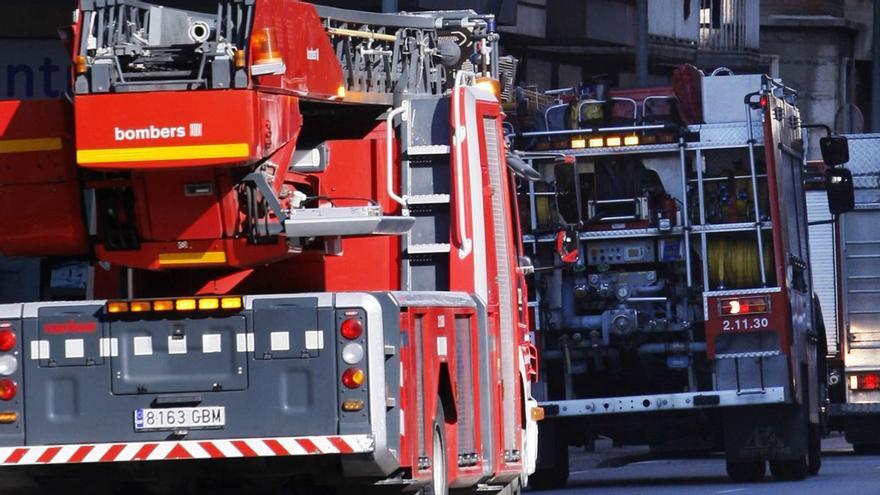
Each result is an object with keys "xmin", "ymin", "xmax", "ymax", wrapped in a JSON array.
[
  {"xmin": 0, "ymin": 330, "xmax": 15, "ymax": 352},
  {"xmin": 340, "ymin": 318, "xmax": 363, "ymax": 340},
  {"xmin": 0, "ymin": 380, "xmax": 17, "ymax": 401},
  {"xmin": 342, "ymin": 367, "xmax": 365, "ymax": 389}
]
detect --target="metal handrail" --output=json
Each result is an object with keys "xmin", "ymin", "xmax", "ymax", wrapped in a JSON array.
[
  {"xmin": 386, "ymin": 101, "xmax": 409, "ymax": 211},
  {"xmin": 453, "ymin": 70, "xmax": 477, "ymax": 259}
]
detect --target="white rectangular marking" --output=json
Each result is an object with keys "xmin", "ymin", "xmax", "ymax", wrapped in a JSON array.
[
  {"xmin": 30, "ymin": 340, "xmax": 50, "ymax": 360},
  {"xmin": 202, "ymin": 334, "xmax": 222, "ymax": 354},
  {"xmin": 304, "ymin": 330, "xmax": 324, "ymax": 350},
  {"xmin": 270, "ymin": 331, "xmax": 290, "ymax": 352},
  {"xmin": 437, "ymin": 336, "xmax": 448, "ymax": 357},
  {"xmin": 133, "ymin": 336, "xmax": 153, "ymax": 356},
  {"xmin": 65, "ymin": 339, "xmax": 85, "ymax": 359},
  {"xmin": 236, "ymin": 333, "xmax": 255, "ymax": 352},
  {"xmin": 167, "ymin": 336, "xmax": 187, "ymax": 355},
  {"xmin": 99, "ymin": 338, "xmax": 119, "ymax": 357}
]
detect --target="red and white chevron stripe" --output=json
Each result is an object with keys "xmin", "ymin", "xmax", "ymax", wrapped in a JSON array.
[{"xmin": 0, "ymin": 434, "xmax": 373, "ymax": 466}]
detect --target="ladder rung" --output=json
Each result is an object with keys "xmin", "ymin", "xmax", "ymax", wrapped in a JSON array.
[
  {"xmin": 407, "ymin": 194, "xmax": 450, "ymax": 205},
  {"xmin": 407, "ymin": 243, "xmax": 451, "ymax": 255},
  {"xmin": 408, "ymin": 145, "xmax": 451, "ymax": 156}
]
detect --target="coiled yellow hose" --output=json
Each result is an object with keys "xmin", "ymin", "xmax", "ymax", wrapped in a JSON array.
[{"xmin": 707, "ymin": 235, "xmax": 774, "ymax": 289}]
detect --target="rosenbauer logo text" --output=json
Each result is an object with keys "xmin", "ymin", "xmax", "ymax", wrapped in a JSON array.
[{"xmin": 114, "ymin": 123, "xmax": 203, "ymax": 141}]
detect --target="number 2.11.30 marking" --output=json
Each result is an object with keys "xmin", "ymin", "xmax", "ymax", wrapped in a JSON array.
[{"xmin": 722, "ymin": 317, "xmax": 769, "ymax": 331}]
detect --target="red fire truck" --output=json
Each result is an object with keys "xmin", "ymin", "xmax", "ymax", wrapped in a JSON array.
[
  {"xmin": 510, "ymin": 71, "xmax": 854, "ymax": 485},
  {"xmin": 0, "ymin": 2, "xmax": 538, "ymax": 493}
]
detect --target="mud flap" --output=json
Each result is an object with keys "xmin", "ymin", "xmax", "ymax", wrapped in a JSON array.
[{"xmin": 723, "ymin": 404, "xmax": 808, "ymax": 462}]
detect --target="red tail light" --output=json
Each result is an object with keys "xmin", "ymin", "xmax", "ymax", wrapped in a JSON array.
[
  {"xmin": 342, "ymin": 367, "xmax": 365, "ymax": 389},
  {"xmin": 719, "ymin": 296, "xmax": 770, "ymax": 316},
  {"xmin": 760, "ymin": 95, "xmax": 769, "ymax": 109},
  {"xmin": 0, "ymin": 330, "xmax": 15, "ymax": 352},
  {"xmin": 851, "ymin": 373, "xmax": 880, "ymax": 391},
  {"xmin": 340, "ymin": 318, "xmax": 363, "ymax": 340},
  {"xmin": 0, "ymin": 380, "xmax": 17, "ymax": 401}
]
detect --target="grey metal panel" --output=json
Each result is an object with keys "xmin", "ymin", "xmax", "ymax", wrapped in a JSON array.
[
  {"xmin": 22, "ymin": 300, "xmax": 107, "ymax": 319},
  {"xmin": 336, "ymin": 292, "xmax": 398, "ymax": 476},
  {"xmin": 841, "ymin": 208, "xmax": 880, "ymax": 369},
  {"xmin": 0, "ymin": 304, "xmax": 21, "ymax": 319},
  {"xmin": 252, "ymin": 297, "xmax": 320, "ymax": 360},
  {"xmin": 455, "ymin": 315, "xmax": 475, "ymax": 455},
  {"xmin": 244, "ymin": 292, "xmax": 333, "ymax": 309},
  {"xmin": 38, "ymin": 304, "xmax": 105, "ymax": 368},
  {"xmin": 806, "ymin": 190, "xmax": 839, "ymax": 353},
  {"xmin": 110, "ymin": 316, "xmax": 247, "ymax": 394},
  {"xmin": 23, "ymin": 302, "xmax": 341, "ymax": 446},
  {"xmin": 483, "ymin": 116, "xmax": 517, "ymax": 453},
  {"xmin": 473, "ymin": 297, "xmax": 495, "ymax": 477}
]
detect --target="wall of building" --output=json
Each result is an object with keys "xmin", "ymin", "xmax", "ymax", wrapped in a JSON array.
[{"xmin": 761, "ymin": 25, "xmax": 856, "ymax": 156}]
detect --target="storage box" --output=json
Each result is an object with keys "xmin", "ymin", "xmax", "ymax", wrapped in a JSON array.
[{"xmin": 700, "ymin": 74, "xmax": 764, "ymax": 124}]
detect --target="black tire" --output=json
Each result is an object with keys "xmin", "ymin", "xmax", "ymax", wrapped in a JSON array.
[
  {"xmin": 527, "ymin": 423, "xmax": 569, "ymax": 490},
  {"xmin": 424, "ymin": 401, "xmax": 448, "ymax": 495},
  {"xmin": 769, "ymin": 457, "xmax": 808, "ymax": 481},
  {"xmin": 726, "ymin": 460, "xmax": 766, "ymax": 482},
  {"xmin": 807, "ymin": 422, "xmax": 822, "ymax": 476}
]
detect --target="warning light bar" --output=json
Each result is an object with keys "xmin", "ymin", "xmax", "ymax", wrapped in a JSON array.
[
  {"xmin": 571, "ymin": 134, "xmax": 642, "ymax": 149},
  {"xmin": 106, "ymin": 297, "xmax": 243, "ymax": 315},
  {"xmin": 719, "ymin": 296, "xmax": 771, "ymax": 316}
]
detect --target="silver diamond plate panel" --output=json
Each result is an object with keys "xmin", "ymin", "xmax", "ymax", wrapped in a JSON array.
[
  {"xmin": 688, "ymin": 122, "xmax": 765, "ymax": 149},
  {"xmin": 703, "ymin": 287, "xmax": 782, "ymax": 297},
  {"xmin": 843, "ymin": 133, "xmax": 880, "ymax": 189},
  {"xmin": 715, "ymin": 350, "xmax": 782, "ymax": 359},
  {"xmin": 691, "ymin": 221, "xmax": 772, "ymax": 233}
]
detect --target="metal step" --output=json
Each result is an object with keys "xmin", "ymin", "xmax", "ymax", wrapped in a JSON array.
[
  {"xmin": 407, "ymin": 243, "xmax": 451, "ymax": 255},
  {"xmin": 407, "ymin": 194, "xmax": 451, "ymax": 205},
  {"xmin": 407, "ymin": 145, "xmax": 451, "ymax": 156}
]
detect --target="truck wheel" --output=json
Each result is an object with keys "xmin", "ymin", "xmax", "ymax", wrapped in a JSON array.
[
  {"xmin": 424, "ymin": 402, "xmax": 448, "ymax": 495},
  {"xmin": 807, "ymin": 422, "xmax": 822, "ymax": 475},
  {"xmin": 725, "ymin": 460, "xmax": 765, "ymax": 482},
  {"xmin": 527, "ymin": 423, "xmax": 569, "ymax": 490}
]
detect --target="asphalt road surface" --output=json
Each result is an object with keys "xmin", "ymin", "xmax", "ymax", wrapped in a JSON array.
[{"xmin": 534, "ymin": 437, "xmax": 880, "ymax": 495}]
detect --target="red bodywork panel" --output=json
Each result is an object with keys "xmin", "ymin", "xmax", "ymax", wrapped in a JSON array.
[
  {"xmin": 250, "ymin": 0, "xmax": 345, "ymax": 100},
  {"xmin": 704, "ymin": 291, "xmax": 790, "ymax": 358},
  {"xmin": 0, "ymin": 99, "xmax": 88, "ymax": 256},
  {"xmin": 75, "ymin": 90, "xmax": 262, "ymax": 170}
]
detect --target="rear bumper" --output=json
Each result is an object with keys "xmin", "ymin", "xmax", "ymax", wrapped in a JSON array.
[
  {"xmin": 541, "ymin": 386, "xmax": 786, "ymax": 418},
  {"xmin": 0, "ymin": 434, "xmax": 374, "ymax": 467}
]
